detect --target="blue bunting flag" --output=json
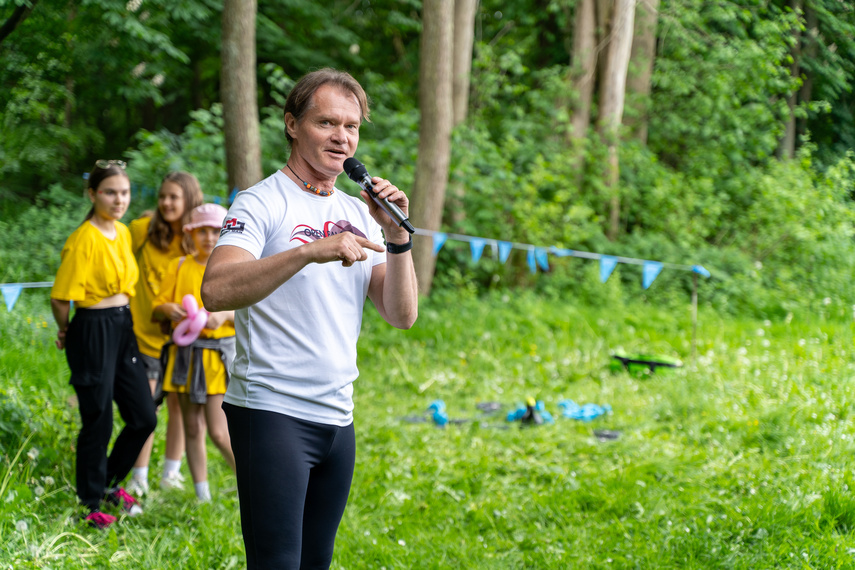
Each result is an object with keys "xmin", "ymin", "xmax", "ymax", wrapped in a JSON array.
[
  {"xmin": 692, "ymin": 265, "xmax": 710, "ymax": 277},
  {"xmin": 470, "ymin": 238, "xmax": 486, "ymax": 263},
  {"xmin": 535, "ymin": 248, "xmax": 549, "ymax": 271},
  {"xmin": 642, "ymin": 261, "xmax": 664, "ymax": 289},
  {"xmin": 432, "ymin": 232, "xmax": 448, "ymax": 256},
  {"xmin": 600, "ymin": 255, "xmax": 618, "ymax": 283},
  {"xmin": 498, "ymin": 241, "xmax": 513, "ymax": 264},
  {"xmin": 1, "ymin": 284, "xmax": 23, "ymax": 312}
]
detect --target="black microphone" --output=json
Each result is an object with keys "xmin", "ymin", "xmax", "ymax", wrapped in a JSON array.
[{"xmin": 343, "ymin": 157, "xmax": 415, "ymax": 234}]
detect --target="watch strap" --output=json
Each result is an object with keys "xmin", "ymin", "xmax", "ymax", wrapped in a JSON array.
[{"xmin": 386, "ymin": 235, "xmax": 413, "ymax": 254}]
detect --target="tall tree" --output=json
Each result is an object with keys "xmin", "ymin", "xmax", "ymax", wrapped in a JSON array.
[
  {"xmin": 624, "ymin": 0, "xmax": 660, "ymax": 144},
  {"xmin": 596, "ymin": 0, "xmax": 635, "ymax": 240},
  {"xmin": 410, "ymin": 0, "xmax": 454, "ymax": 295},
  {"xmin": 778, "ymin": 0, "xmax": 803, "ymax": 159},
  {"xmin": 221, "ymin": 0, "xmax": 262, "ymax": 192},
  {"xmin": 567, "ymin": 0, "xmax": 597, "ymax": 143},
  {"xmin": 795, "ymin": 4, "xmax": 817, "ymax": 144},
  {"xmin": 448, "ymin": 0, "xmax": 478, "ymax": 229}
]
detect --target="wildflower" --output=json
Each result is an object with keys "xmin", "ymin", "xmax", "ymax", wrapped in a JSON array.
[
  {"xmin": 15, "ymin": 520, "xmax": 27, "ymax": 532},
  {"xmin": 151, "ymin": 73, "xmax": 165, "ymax": 87},
  {"xmin": 43, "ymin": 476, "xmax": 55, "ymax": 486},
  {"xmin": 34, "ymin": 486, "xmax": 44, "ymax": 497},
  {"xmin": 349, "ymin": 44, "xmax": 360, "ymax": 55},
  {"xmin": 823, "ymin": 297, "xmax": 832, "ymax": 306},
  {"xmin": 397, "ymin": 539, "xmax": 406, "ymax": 546},
  {"xmin": 126, "ymin": 0, "xmax": 142, "ymax": 12},
  {"xmin": 132, "ymin": 62, "xmax": 146, "ymax": 77},
  {"xmin": 27, "ymin": 448, "xmax": 39, "ymax": 461}
]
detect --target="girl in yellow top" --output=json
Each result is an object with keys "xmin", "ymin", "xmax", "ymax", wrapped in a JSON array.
[
  {"xmin": 128, "ymin": 172, "xmax": 203, "ymax": 495},
  {"xmin": 50, "ymin": 160, "xmax": 157, "ymax": 529},
  {"xmin": 153, "ymin": 204, "xmax": 236, "ymax": 502}
]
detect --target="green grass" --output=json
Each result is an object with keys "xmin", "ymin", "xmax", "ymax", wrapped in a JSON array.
[{"xmin": 1, "ymin": 288, "xmax": 855, "ymax": 568}]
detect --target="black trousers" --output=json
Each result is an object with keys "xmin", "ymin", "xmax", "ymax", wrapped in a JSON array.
[
  {"xmin": 224, "ymin": 403, "xmax": 355, "ymax": 570},
  {"xmin": 65, "ymin": 305, "xmax": 157, "ymax": 511}
]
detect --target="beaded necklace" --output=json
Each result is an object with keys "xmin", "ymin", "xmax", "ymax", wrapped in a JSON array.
[{"xmin": 287, "ymin": 164, "xmax": 334, "ymax": 197}]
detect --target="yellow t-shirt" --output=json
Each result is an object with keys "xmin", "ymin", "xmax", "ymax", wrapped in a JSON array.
[
  {"xmin": 129, "ymin": 217, "xmax": 185, "ymax": 358},
  {"xmin": 154, "ymin": 255, "xmax": 235, "ymax": 395},
  {"xmin": 51, "ymin": 221, "xmax": 138, "ymax": 307}
]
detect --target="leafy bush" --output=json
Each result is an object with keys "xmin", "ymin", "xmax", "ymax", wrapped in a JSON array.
[{"xmin": 0, "ymin": 185, "xmax": 87, "ymax": 283}]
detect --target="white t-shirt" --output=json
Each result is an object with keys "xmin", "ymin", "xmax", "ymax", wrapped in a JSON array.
[{"xmin": 216, "ymin": 170, "xmax": 386, "ymax": 426}]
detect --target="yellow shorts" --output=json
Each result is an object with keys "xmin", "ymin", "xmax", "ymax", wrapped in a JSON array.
[{"xmin": 162, "ymin": 345, "xmax": 228, "ymax": 395}]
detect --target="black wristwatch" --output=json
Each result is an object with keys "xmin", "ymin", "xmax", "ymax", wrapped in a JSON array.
[{"xmin": 386, "ymin": 235, "xmax": 413, "ymax": 254}]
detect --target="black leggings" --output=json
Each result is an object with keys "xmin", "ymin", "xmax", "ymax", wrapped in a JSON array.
[
  {"xmin": 223, "ymin": 403, "xmax": 355, "ymax": 570},
  {"xmin": 65, "ymin": 305, "xmax": 157, "ymax": 510}
]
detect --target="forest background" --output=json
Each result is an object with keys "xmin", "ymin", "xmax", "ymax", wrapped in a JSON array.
[
  {"xmin": 1, "ymin": 0, "xmax": 854, "ymax": 316},
  {"xmin": 2, "ymin": 1, "xmax": 855, "ymax": 567}
]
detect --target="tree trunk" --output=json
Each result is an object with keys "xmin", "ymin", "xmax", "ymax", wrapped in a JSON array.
[
  {"xmin": 597, "ymin": 0, "xmax": 635, "ymax": 241},
  {"xmin": 567, "ymin": 0, "xmax": 597, "ymax": 143},
  {"xmin": 624, "ymin": 0, "xmax": 659, "ymax": 143},
  {"xmin": 222, "ymin": 0, "xmax": 262, "ymax": 192},
  {"xmin": 452, "ymin": 0, "xmax": 477, "ymax": 126},
  {"xmin": 796, "ymin": 4, "xmax": 816, "ymax": 146},
  {"xmin": 0, "ymin": 1, "xmax": 38, "ymax": 45},
  {"xmin": 778, "ymin": 0, "xmax": 803, "ymax": 160},
  {"xmin": 410, "ymin": 0, "xmax": 454, "ymax": 295},
  {"xmin": 596, "ymin": 0, "xmax": 614, "ymax": 82},
  {"xmin": 447, "ymin": 0, "xmax": 478, "ymax": 230}
]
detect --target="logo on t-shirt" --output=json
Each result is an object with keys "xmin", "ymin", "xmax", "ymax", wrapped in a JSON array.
[
  {"xmin": 290, "ymin": 220, "xmax": 367, "ymax": 244},
  {"xmin": 221, "ymin": 218, "xmax": 245, "ymax": 235}
]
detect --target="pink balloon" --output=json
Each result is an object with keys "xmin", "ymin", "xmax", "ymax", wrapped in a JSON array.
[
  {"xmin": 182, "ymin": 294, "xmax": 198, "ymax": 316},
  {"xmin": 172, "ymin": 295, "xmax": 209, "ymax": 346}
]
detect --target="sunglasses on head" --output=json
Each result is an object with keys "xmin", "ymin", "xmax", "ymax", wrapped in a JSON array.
[{"xmin": 95, "ymin": 159, "xmax": 127, "ymax": 169}]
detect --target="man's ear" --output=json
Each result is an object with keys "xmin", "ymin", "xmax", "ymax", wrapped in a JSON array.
[{"xmin": 284, "ymin": 113, "xmax": 297, "ymax": 140}]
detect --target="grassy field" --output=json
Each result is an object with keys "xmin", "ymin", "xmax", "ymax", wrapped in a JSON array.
[{"xmin": 1, "ymin": 288, "xmax": 854, "ymax": 568}]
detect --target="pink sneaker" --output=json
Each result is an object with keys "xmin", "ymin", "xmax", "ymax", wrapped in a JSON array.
[
  {"xmin": 86, "ymin": 510, "xmax": 117, "ymax": 529},
  {"xmin": 105, "ymin": 487, "xmax": 143, "ymax": 516}
]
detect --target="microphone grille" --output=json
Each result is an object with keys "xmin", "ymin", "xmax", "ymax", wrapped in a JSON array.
[{"xmin": 343, "ymin": 157, "xmax": 360, "ymax": 176}]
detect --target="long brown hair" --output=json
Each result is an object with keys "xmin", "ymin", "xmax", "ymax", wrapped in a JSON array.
[
  {"xmin": 83, "ymin": 163, "xmax": 129, "ymax": 222},
  {"xmin": 147, "ymin": 171, "xmax": 204, "ymax": 253}
]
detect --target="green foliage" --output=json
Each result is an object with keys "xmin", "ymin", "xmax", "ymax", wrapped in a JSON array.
[
  {"xmin": 124, "ymin": 103, "xmax": 290, "ymax": 199},
  {"xmin": 3, "ymin": 0, "xmax": 855, "ymax": 319},
  {"xmin": 0, "ymin": 185, "xmax": 87, "ymax": 283},
  {"xmin": 0, "ymin": 0, "xmax": 215, "ymax": 193}
]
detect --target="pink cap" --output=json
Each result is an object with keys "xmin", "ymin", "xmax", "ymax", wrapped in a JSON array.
[{"xmin": 183, "ymin": 203, "xmax": 228, "ymax": 233}]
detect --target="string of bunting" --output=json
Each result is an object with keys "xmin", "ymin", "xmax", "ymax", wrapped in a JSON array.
[
  {"xmin": 415, "ymin": 228, "xmax": 710, "ymax": 289},
  {"xmin": 0, "ymin": 231, "xmax": 710, "ymax": 312},
  {"xmin": 1, "ymin": 179, "xmax": 709, "ymax": 313}
]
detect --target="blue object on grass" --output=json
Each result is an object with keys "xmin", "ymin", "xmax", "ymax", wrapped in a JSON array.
[
  {"xmin": 428, "ymin": 399, "xmax": 446, "ymax": 413},
  {"xmin": 506, "ymin": 403, "xmax": 526, "ymax": 422},
  {"xmin": 558, "ymin": 399, "xmax": 611, "ymax": 421},
  {"xmin": 432, "ymin": 409, "xmax": 449, "ymax": 426}
]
